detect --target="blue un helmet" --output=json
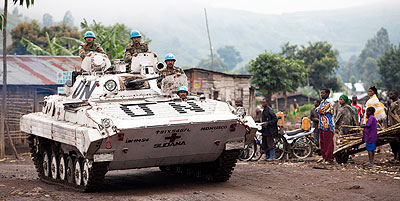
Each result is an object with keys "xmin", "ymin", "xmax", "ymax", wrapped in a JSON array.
[
  {"xmin": 130, "ymin": 30, "xmax": 142, "ymax": 38},
  {"xmin": 177, "ymin": 86, "xmax": 188, "ymax": 95},
  {"xmin": 84, "ymin": 31, "xmax": 96, "ymax": 39},
  {"xmin": 164, "ymin": 53, "xmax": 176, "ymax": 61}
]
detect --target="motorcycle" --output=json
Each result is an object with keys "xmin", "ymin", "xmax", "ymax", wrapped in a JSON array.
[{"xmin": 239, "ymin": 122, "xmax": 314, "ymax": 161}]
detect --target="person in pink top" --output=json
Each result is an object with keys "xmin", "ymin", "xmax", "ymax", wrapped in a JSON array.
[{"xmin": 361, "ymin": 107, "xmax": 378, "ymax": 165}]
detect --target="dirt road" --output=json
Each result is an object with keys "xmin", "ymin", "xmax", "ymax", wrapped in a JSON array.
[{"xmin": 0, "ymin": 152, "xmax": 399, "ymax": 201}]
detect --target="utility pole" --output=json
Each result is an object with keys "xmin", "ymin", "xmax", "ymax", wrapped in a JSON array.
[
  {"xmin": 1, "ymin": 0, "xmax": 9, "ymax": 159},
  {"xmin": 204, "ymin": 8, "xmax": 215, "ymax": 72}
]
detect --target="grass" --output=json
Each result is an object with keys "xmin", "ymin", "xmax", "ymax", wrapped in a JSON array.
[{"xmin": 287, "ymin": 104, "xmax": 314, "ymax": 121}]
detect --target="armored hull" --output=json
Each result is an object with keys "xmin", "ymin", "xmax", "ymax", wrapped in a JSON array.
[{"xmin": 20, "ymin": 53, "xmax": 256, "ymax": 191}]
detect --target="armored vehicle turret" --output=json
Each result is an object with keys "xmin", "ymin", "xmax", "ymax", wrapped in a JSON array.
[{"xmin": 21, "ymin": 53, "xmax": 256, "ymax": 191}]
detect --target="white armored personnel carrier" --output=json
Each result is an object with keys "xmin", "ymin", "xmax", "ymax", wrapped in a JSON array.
[{"xmin": 20, "ymin": 53, "xmax": 256, "ymax": 191}]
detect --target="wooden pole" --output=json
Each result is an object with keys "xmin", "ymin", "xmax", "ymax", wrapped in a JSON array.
[
  {"xmin": 204, "ymin": 8, "xmax": 215, "ymax": 72},
  {"xmin": 5, "ymin": 121, "xmax": 18, "ymax": 159},
  {"xmin": 1, "ymin": 0, "xmax": 9, "ymax": 159}
]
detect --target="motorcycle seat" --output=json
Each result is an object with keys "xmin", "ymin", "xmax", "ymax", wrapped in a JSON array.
[{"xmin": 285, "ymin": 129, "xmax": 304, "ymax": 136}]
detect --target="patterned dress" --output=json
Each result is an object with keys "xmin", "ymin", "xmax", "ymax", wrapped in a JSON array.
[{"xmin": 316, "ymin": 98, "xmax": 334, "ymax": 132}]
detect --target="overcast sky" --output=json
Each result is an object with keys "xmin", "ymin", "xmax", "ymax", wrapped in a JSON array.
[{"xmin": 5, "ymin": 0, "xmax": 395, "ymax": 26}]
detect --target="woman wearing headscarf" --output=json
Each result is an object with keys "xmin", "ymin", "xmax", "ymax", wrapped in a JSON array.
[
  {"xmin": 335, "ymin": 94, "xmax": 358, "ymax": 135},
  {"xmin": 364, "ymin": 86, "xmax": 386, "ymax": 126}
]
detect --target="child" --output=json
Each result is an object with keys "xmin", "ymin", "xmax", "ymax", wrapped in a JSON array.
[{"xmin": 361, "ymin": 107, "xmax": 378, "ymax": 165}]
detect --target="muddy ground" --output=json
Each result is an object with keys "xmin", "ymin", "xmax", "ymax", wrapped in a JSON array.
[{"xmin": 0, "ymin": 150, "xmax": 399, "ymax": 201}]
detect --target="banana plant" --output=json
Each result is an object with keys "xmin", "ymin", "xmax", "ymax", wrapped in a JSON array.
[{"xmin": 20, "ymin": 32, "xmax": 75, "ymax": 56}]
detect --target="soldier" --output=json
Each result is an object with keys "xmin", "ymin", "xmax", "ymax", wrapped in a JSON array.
[
  {"xmin": 177, "ymin": 86, "xmax": 188, "ymax": 101},
  {"xmin": 78, "ymin": 31, "xmax": 105, "ymax": 60},
  {"xmin": 159, "ymin": 53, "xmax": 185, "ymax": 77},
  {"xmin": 124, "ymin": 30, "xmax": 154, "ymax": 66}
]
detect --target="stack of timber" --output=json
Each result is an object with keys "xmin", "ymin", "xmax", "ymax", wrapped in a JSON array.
[{"xmin": 334, "ymin": 123, "xmax": 400, "ymax": 155}]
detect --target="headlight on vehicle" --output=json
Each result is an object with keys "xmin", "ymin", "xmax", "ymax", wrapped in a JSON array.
[
  {"xmin": 235, "ymin": 107, "xmax": 246, "ymax": 116},
  {"xmin": 104, "ymin": 80, "xmax": 117, "ymax": 91},
  {"xmin": 101, "ymin": 118, "xmax": 112, "ymax": 128}
]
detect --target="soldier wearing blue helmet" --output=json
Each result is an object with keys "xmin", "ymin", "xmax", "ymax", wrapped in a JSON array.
[
  {"xmin": 124, "ymin": 30, "xmax": 155, "ymax": 66},
  {"xmin": 177, "ymin": 86, "xmax": 189, "ymax": 100},
  {"xmin": 160, "ymin": 53, "xmax": 185, "ymax": 77},
  {"xmin": 78, "ymin": 31, "xmax": 105, "ymax": 60}
]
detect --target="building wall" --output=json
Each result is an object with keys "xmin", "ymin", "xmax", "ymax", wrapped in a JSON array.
[
  {"xmin": 186, "ymin": 69, "xmax": 255, "ymax": 116},
  {"xmin": 0, "ymin": 85, "xmax": 56, "ymax": 147}
]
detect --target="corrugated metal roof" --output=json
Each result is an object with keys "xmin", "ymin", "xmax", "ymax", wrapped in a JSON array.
[{"xmin": 0, "ymin": 55, "xmax": 82, "ymax": 85}]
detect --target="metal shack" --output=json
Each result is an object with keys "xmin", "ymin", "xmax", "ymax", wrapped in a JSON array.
[{"xmin": 0, "ymin": 55, "xmax": 81, "ymax": 149}]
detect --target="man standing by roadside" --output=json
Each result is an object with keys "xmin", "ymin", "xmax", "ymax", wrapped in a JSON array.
[
  {"xmin": 316, "ymin": 89, "xmax": 335, "ymax": 164},
  {"xmin": 310, "ymin": 99, "xmax": 321, "ymax": 147},
  {"xmin": 261, "ymin": 99, "xmax": 278, "ymax": 161},
  {"xmin": 352, "ymin": 95, "xmax": 364, "ymax": 124},
  {"xmin": 388, "ymin": 90, "xmax": 400, "ymax": 163}
]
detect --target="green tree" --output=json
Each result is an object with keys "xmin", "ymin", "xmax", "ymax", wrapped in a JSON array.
[
  {"xmin": 8, "ymin": 21, "xmax": 81, "ymax": 55},
  {"xmin": 363, "ymin": 57, "xmax": 379, "ymax": 88},
  {"xmin": 280, "ymin": 42, "xmax": 298, "ymax": 59},
  {"xmin": 196, "ymin": 56, "xmax": 228, "ymax": 72},
  {"xmin": 296, "ymin": 41, "xmax": 341, "ymax": 91},
  {"xmin": 349, "ymin": 75, "xmax": 357, "ymax": 91},
  {"xmin": 355, "ymin": 27, "xmax": 390, "ymax": 81},
  {"xmin": 248, "ymin": 51, "xmax": 305, "ymax": 101},
  {"xmin": 216, "ymin": 46, "xmax": 242, "ymax": 70},
  {"xmin": 337, "ymin": 55, "xmax": 357, "ymax": 82},
  {"xmin": 378, "ymin": 44, "xmax": 400, "ymax": 91}
]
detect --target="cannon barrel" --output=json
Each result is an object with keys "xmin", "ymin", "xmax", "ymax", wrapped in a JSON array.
[{"xmin": 125, "ymin": 74, "xmax": 164, "ymax": 86}]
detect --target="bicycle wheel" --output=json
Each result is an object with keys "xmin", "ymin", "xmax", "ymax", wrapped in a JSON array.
[
  {"xmin": 251, "ymin": 141, "xmax": 263, "ymax": 161},
  {"xmin": 239, "ymin": 140, "xmax": 256, "ymax": 161},
  {"xmin": 291, "ymin": 137, "xmax": 313, "ymax": 159},
  {"xmin": 274, "ymin": 135, "xmax": 287, "ymax": 160}
]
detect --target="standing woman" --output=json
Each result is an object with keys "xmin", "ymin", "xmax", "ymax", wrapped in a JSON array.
[{"xmin": 364, "ymin": 86, "xmax": 386, "ymax": 127}]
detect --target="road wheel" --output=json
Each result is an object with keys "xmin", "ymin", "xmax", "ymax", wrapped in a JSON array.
[
  {"xmin": 74, "ymin": 158, "xmax": 83, "ymax": 185},
  {"xmin": 59, "ymin": 153, "xmax": 66, "ymax": 181},
  {"xmin": 42, "ymin": 151, "xmax": 51, "ymax": 177},
  {"xmin": 82, "ymin": 160, "xmax": 90, "ymax": 187},
  {"xmin": 66, "ymin": 156, "xmax": 75, "ymax": 184},
  {"xmin": 50, "ymin": 152, "xmax": 58, "ymax": 180}
]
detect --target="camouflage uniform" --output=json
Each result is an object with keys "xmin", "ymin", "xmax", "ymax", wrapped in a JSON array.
[
  {"xmin": 78, "ymin": 42, "xmax": 105, "ymax": 60},
  {"xmin": 124, "ymin": 42, "xmax": 150, "ymax": 63},
  {"xmin": 334, "ymin": 104, "xmax": 358, "ymax": 134},
  {"xmin": 159, "ymin": 66, "xmax": 185, "ymax": 76}
]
